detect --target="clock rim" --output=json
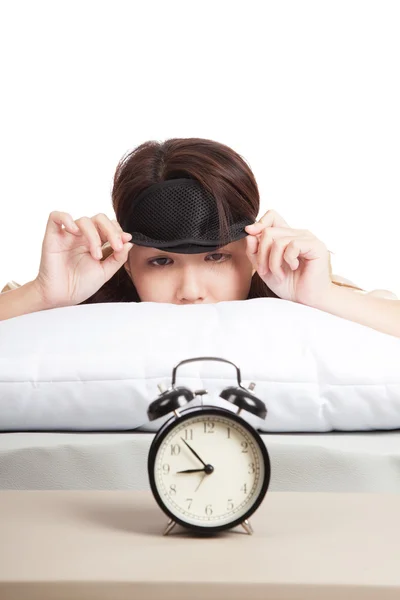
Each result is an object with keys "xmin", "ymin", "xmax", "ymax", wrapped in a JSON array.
[{"xmin": 147, "ymin": 405, "xmax": 271, "ymax": 533}]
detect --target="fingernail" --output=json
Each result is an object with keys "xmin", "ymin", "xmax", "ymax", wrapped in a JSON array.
[{"xmin": 97, "ymin": 248, "xmax": 103, "ymax": 259}]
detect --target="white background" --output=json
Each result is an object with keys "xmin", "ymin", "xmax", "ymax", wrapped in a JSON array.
[{"xmin": 0, "ymin": 0, "xmax": 399, "ymax": 295}]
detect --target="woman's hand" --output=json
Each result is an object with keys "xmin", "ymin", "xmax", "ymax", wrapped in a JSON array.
[
  {"xmin": 34, "ymin": 211, "xmax": 134, "ymax": 309},
  {"xmin": 245, "ymin": 209, "xmax": 334, "ymax": 306}
]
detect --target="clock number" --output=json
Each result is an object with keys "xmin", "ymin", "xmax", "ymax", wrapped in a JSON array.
[
  {"xmin": 248, "ymin": 463, "xmax": 255, "ymax": 474},
  {"xmin": 227, "ymin": 499, "xmax": 234, "ymax": 511},
  {"xmin": 204, "ymin": 422, "xmax": 215, "ymax": 434},
  {"xmin": 186, "ymin": 498, "xmax": 193, "ymax": 510},
  {"xmin": 169, "ymin": 484, "xmax": 177, "ymax": 495},
  {"xmin": 184, "ymin": 429, "xmax": 193, "ymax": 441},
  {"xmin": 170, "ymin": 444, "xmax": 180, "ymax": 456},
  {"xmin": 241, "ymin": 441, "xmax": 248, "ymax": 453},
  {"xmin": 240, "ymin": 483, "xmax": 247, "ymax": 494},
  {"xmin": 205, "ymin": 504, "xmax": 213, "ymax": 516},
  {"xmin": 162, "ymin": 463, "xmax": 170, "ymax": 474},
  {"xmin": 226, "ymin": 427, "xmax": 231, "ymax": 439}
]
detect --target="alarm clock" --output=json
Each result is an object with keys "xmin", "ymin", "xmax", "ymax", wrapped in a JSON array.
[{"xmin": 147, "ymin": 357, "xmax": 270, "ymax": 535}]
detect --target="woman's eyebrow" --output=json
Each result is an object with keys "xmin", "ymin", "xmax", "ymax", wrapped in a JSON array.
[
  {"xmin": 141, "ymin": 248, "xmax": 170, "ymax": 256},
  {"xmin": 142, "ymin": 245, "xmax": 234, "ymax": 258}
]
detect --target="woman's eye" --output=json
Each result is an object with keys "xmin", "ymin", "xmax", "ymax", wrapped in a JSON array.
[
  {"xmin": 148, "ymin": 257, "xmax": 171, "ymax": 267},
  {"xmin": 148, "ymin": 253, "xmax": 230, "ymax": 268},
  {"xmin": 207, "ymin": 253, "xmax": 229, "ymax": 262}
]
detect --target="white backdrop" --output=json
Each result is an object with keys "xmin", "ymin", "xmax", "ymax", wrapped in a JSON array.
[{"xmin": 0, "ymin": 0, "xmax": 399, "ymax": 296}]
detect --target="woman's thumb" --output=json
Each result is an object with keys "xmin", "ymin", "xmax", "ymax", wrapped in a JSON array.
[
  {"xmin": 101, "ymin": 242, "xmax": 134, "ymax": 282},
  {"xmin": 245, "ymin": 235, "xmax": 258, "ymax": 269}
]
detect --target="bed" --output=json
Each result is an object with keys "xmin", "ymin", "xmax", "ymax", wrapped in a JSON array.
[
  {"xmin": 1, "ymin": 299, "xmax": 400, "ymax": 493},
  {"xmin": 1, "ymin": 430, "xmax": 400, "ymax": 492}
]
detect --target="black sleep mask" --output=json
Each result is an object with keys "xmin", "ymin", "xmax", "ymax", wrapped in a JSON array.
[{"xmin": 120, "ymin": 178, "xmax": 254, "ymax": 254}]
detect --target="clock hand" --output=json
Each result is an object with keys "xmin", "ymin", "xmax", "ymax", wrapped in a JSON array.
[
  {"xmin": 177, "ymin": 465, "xmax": 214, "ymax": 474},
  {"xmin": 194, "ymin": 472, "xmax": 207, "ymax": 492},
  {"xmin": 177, "ymin": 468, "xmax": 206, "ymax": 473},
  {"xmin": 180, "ymin": 438, "xmax": 208, "ymax": 467}
]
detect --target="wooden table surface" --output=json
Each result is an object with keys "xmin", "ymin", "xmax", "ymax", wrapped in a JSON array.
[{"xmin": 0, "ymin": 490, "xmax": 400, "ymax": 600}]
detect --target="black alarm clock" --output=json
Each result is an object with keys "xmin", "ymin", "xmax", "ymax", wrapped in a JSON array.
[{"xmin": 147, "ymin": 357, "xmax": 270, "ymax": 535}]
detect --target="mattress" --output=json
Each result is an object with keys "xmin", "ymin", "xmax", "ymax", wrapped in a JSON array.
[{"xmin": 1, "ymin": 430, "xmax": 400, "ymax": 493}]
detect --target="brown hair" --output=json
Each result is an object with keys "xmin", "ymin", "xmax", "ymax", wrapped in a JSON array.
[{"xmin": 80, "ymin": 137, "xmax": 363, "ymax": 305}]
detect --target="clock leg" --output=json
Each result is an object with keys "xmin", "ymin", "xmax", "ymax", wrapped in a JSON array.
[
  {"xmin": 241, "ymin": 519, "xmax": 253, "ymax": 535},
  {"xmin": 163, "ymin": 519, "xmax": 177, "ymax": 536}
]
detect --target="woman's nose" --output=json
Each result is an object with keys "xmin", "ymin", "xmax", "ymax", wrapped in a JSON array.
[{"xmin": 176, "ymin": 268, "xmax": 206, "ymax": 303}]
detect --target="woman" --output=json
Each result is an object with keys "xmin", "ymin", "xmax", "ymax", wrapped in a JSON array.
[{"xmin": 0, "ymin": 137, "xmax": 397, "ymax": 325}]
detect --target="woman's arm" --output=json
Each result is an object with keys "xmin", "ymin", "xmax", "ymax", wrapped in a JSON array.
[
  {"xmin": 310, "ymin": 283, "xmax": 400, "ymax": 339},
  {"xmin": 332, "ymin": 273, "xmax": 398, "ymax": 299},
  {"xmin": 0, "ymin": 280, "xmax": 50, "ymax": 322}
]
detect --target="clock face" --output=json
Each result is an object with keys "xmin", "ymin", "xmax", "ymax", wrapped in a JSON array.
[{"xmin": 149, "ymin": 408, "xmax": 270, "ymax": 530}]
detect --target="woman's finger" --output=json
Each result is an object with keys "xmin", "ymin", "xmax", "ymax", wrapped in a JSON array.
[
  {"xmin": 269, "ymin": 237, "xmax": 295, "ymax": 280},
  {"xmin": 74, "ymin": 216, "xmax": 105, "ymax": 260},
  {"xmin": 111, "ymin": 218, "xmax": 129, "ymax": 235},
  {"xmin": 92, "ymin": 214, "xmax": 131, "ymax": 255},
  {"xmin": 113, "ymin": 219, "xmax": 133, "ymax": 243},
  {"xmin": 111, "ymin": 218, "xmax": 132, "ymax": 244},
  {"xmin": 256, "ymin": 227, "xmax": 277, "ymax": 277},
  {"xmin": 259, "ymin": 209, "xmax": 290, "ymax": 228},
  {"xmin": 46, "ymin": 211, "xmax": 80, "ymax": 236},
  {"xmin": 111, "ymin": 218, "xmax": 123, "ymax": 232},
  {"xmin": 283, "ymin": 241, "xmax": 300, "ymax": 270},
  {"xmin": 246, "ymin": 224, "xmax": 296, "ymax": 238},
  {"xmin": 245, "ymin": 235, "xmax": 259, "ymax": 268},
  {"xmin": 247, "ymin": 226, "xmax": 307, "ymax": 277},
  {"xmin": 101, "ymin": 242, "xmax": 134, "ymax": 281},
  {"xmin": 245, "ymin": 209, "xmax": 290, "ymax": 234}
]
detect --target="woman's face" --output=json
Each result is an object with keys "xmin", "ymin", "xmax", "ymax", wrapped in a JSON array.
[{"xmin": 124, "ymin": 238, "xmax": 254, "ymax": 304}]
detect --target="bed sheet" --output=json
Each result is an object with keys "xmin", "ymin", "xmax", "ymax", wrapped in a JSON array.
[{"xmin": 1, "ymin": 431, "xmax": 400, "ymax": 492}]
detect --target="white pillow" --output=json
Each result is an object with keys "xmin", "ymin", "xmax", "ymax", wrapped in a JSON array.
[{"xmin": 1, "ymin": 298, "xmax": 400, "ymax": 433}]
